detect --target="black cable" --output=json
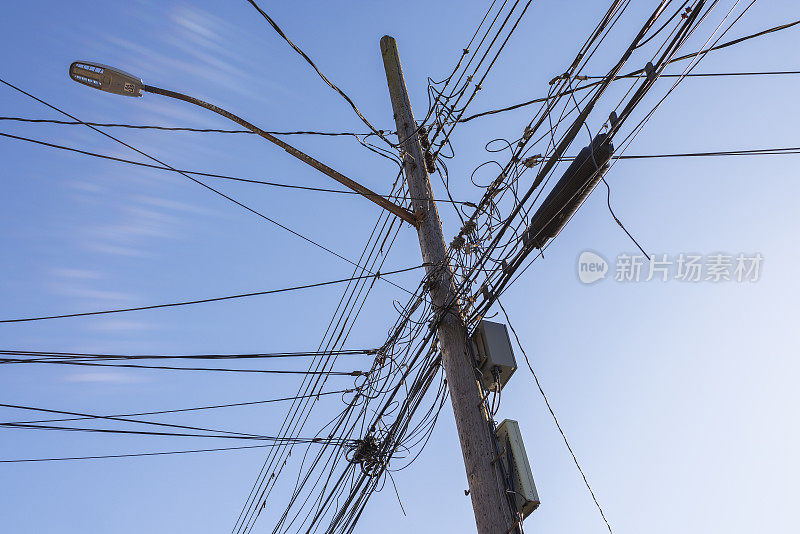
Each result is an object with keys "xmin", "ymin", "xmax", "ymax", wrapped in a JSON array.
[
  {"xmin": 496, "ymin": 299, "xmax": 614, "ymax": 533},
  {"xmin": 586, "ymin": 69, "xmax": 800, "ymax": 78},
  {"xmin": 0, "ymin": 403, "xmax": 286, "ymax": 440},
  {"xmin": 0, "ymin": 359, "xmax": 366, "ymax": 376},
  {"xmin": 0, "ymin": 117, "xmax": 379, "ymax": 136},
  {"xmin": 5, "ymin": 389, "xmax": 355, "ymax": 426},
  {"xmin": 0, "ymin": 264, "xmax": 422, "ymax": 324},
  {"xmin": 0, "ymin": 444, "xmax": 290, "ymax": 463},
  {"xmin": 0, "ymin": 131, "xmax": 474, "ymax": 204},
  {"xmin": 0, "ymin": 348, "xmax": 373, "ymax": 362},
  {"xmin": 0, "ymin": 422, "xmax": 355, "ymax": 443},
  {"xmin": 243, "ymin": 0, "xmax": 390, "ymax": 144}
]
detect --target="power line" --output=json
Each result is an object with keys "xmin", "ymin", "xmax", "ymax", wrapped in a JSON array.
[
  {"xmin": 0, "ymin": 348, "xmax": 374, "ymax": 362},
  {"xmin": 0, "ymin": 116, "xmax": 378, "ymax": 135},
  {"xmin": 244, "ymin": 0, "xmax": 389, "ymax": 143},
  {"xmin": 2, "ymin": 359, "xmax": 367, "ymax": 376},
  {"xmin": 0, "ymin": 402, "xmax": 289, "ymax": 440},
  {"xmin": 612, "ymin": 147, "xmax": 800, "ymax": 159},
  {"xmin": 496, "ymin": 300, "xmax": 613, "ymax": 534},
  {"xmin": 0, "ymin": 402, "xmax": 357, "ymax": 444},
  {"xmin": 4, "ymin": 389, "xmax": 355, "ymax": 426},
  {"xmin": 0, "ymin": 422, "xmax": 354, "ymax": 443},
  {"xmin": 0, "ymin": 131, "xmax": 369, "ymax": 193},
  {"xmin": 0, "ymin": 444, "xmax": 289, "ymax": 463},
  {"xmin": 0, "ymin": 131, "xmax": 475, "ymax": 205},
  {"xmin": 0, "ymin": 264, "xmax": 423, "ymax": 324},
  {"xmin": 585, "ymin": 69, "xmax": 800, "ymax": 79}
]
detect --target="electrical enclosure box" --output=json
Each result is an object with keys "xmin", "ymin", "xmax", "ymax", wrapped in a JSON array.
[
  {"xmin": 496, "ymin": 419, "xmax": 540, "ymax": 519},
  {"xmin": 472, "ymin": 320, "xmax": 517, "ymax": 391}
]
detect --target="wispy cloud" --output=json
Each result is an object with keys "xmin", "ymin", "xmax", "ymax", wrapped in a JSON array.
[
  {"xmin": 63, "ymin": 371, "xmax": 143, "ymax": 383},
  {"xmin": 48, "ymin": 268, "xmax": 103, "ymax": 281},
  {"xmin": 86, "ymin": 319, "xmax": 154, "ymax": 333}
]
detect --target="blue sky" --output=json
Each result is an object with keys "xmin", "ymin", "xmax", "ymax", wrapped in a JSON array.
[{"xmin": 1, "ymin": 1, "xmax": 799, "ymax": 533}]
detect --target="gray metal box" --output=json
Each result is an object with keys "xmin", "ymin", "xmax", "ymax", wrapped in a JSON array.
[
  {"xmin": 496, "ymin": 419, "xmax": 540, "ymax": 519},
  {"xmin": 472, "ymin": 320, "xmax": 517, "ymax": 391}
]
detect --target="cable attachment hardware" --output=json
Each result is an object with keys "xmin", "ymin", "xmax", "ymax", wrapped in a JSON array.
[
  {"xmin": 373, "ymin": 349, "xmax": 388, "ymax": 367},
  {"xmin": 609, "ymin": 111, "xmax": 619, "ymax": 129},
  {"xmin": 549, "ymin": 72, "xmax": 571, "ymax": 85},
  {"xmin": 461, "ymin": 220, "xmax": 477, "ymax": 235},
  {"xmin": 644, "ymin": 61, "xmax": 656, "ymax": 81},
  {"xmin": 522, "ymin": 154, "xmax": 542, "ymax": 168},
  {"xmin": 517, "ymin": 126, "xmax": 534, "ymax": 148},
  {"xmin": 417, "ymin": 125, "xmax": 437, "ymax": 173}
]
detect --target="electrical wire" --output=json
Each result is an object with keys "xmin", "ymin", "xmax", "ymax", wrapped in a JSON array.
[
  {"xmin": 4, "ymin": 389, "xmax": 355, "ymax": 426},
  {"xmin": 243, "ymin": 0, "xmax": 390, "ymax": 144},
  {"xmin": 0, "ymin": 131, "xmax": 475, "ymax": 204},
  {"xmin": 0, "ymin": 444, "xmax": 294, "ymax": 463},
  {"xmin": 1, "ymin": 359, "xmax": 367, "ymax": 376},
  {"xmin": 0, "ymin": 117, "xmax": 380, "ymax": 136},
  {"xmin": 0, "ymin": 264, "xmax": 423, "ymax": 324},
  {"xmin": 496, "ymin": 300, "xmax": 614, "ymax": 533}
]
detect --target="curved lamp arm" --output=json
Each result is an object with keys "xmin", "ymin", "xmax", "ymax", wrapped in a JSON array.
[{"xmin": 69, "ymin": 61, "xmax": 417, "ymax": 226}]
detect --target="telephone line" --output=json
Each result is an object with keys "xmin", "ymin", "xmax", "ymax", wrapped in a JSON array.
[
  {"xmin": 4, "ymin": 389, "xmax": 355, "ymax": 426},
  {"xmin": 0, "ymin": 264, "xmax": 423, "ymax": 324},
  {"xmin": 0, "ymin": 444, "xmax": 291, "ymax": 463},
  {"xmin": 0, "ymin": 117, "xmax": 376, "ymax": 135},
  {"xmin": 0, "ymin": 131, "xmax": 474, "ymax": 205},
  {"xmin": 2, "ymin": 359, "xmax": 367, "ymax": 376}
]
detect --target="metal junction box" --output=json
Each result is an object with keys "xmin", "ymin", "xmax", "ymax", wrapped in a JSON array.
[
  {"xmin": 472, "ymin": 320, "xmax": 517, "ymax": 391},
  {"xmin": 496, "ymin": 419, "xmax": 540, "ymax": 519}
]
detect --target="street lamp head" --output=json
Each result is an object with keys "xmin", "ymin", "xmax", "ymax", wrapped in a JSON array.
[{"xmin": 69, "ymin": 61, "xmax": 143, "ymax": 97}]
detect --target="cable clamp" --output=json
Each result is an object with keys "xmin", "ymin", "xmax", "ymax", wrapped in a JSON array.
[
  {"xmin": 522, "ymin": 154, "xmax": 542, "ymax": 168},
  {"xmin": 609, "ymin": 111, "xmax": 619, "ymax": 129},
  {"xmin": 644, "ymin": 61, "xmax": 656, "ymax": 81}
]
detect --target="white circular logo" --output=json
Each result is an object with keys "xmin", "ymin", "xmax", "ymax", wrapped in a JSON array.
[{"xmin": 577, "ymin": 251, "xmax": 608, "ymax": 284}]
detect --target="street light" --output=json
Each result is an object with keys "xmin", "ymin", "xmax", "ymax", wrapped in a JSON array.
[
  {"xmin": 68, "ymin": 60, "xmax": 417, "ymax": 226},
  {"xmin": 69, "ymin": 61, "xmax": 143, "ymax": 97}
]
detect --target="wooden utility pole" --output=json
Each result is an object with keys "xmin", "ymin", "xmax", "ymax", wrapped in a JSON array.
[{"xmin": 380, "ymin": 36, "xmax": 517, "ymax": 534}]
